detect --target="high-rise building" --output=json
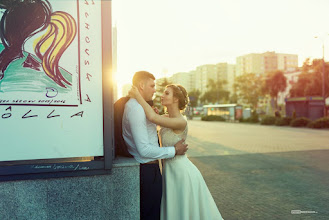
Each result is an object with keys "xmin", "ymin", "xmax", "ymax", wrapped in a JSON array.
[
  {"xmin": 215, "ymin": 63, "xmax": 236, "ymax": 93},
  {"xmin": 195, "ymin": 64, "xmax": 216, "ymax": 95},
  {"xmin": 262, "ymin": 51, "xmax": 278, "ymax": 73},
  {"xmin": 170, "ymin": 63, "xmax": 236, "ymax": 98},
  {"xmin": 170, "ymin": 71, "xmax": 195, "ymax": 93},
  {"xmin": 276, "ymin": 53, "xmax": 299, "ymax": 72},
  {"xmin": 236, "ymin": 51, "xmax": 298, "ymax": 76},
  {"xmin": 236, "ymin": 53, "xmax": 263, "ymax": 76}
]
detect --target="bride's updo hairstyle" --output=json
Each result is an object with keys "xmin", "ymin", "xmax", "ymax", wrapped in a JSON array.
[{"xmin": 166, "ymin": 84, "xmax": 189, "ymax": 111}]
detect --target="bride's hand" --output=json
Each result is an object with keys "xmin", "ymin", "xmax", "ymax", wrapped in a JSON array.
[{"xmin": 128, "ymin": 86, "xmax": 141, "ymax": 99}]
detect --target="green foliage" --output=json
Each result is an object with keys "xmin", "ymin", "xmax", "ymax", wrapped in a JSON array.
[
  {"xmin": 275, "ymin": 117, "xmax": 292, "ymax": 126},
  {"xmin": 200, "ymin": 79, "xmax": 229, "ymax": 104},
  {"xmin": 229, "ymin": 92, "xmax": 238, "ymax": 104},
  {"xmin": 188, "ymin": 89, "xmax": 201, "ymax": 107},
  {"xmin": 290, "ymin": 117, "xmax": 312, "ymax": 127},
  {"xmin": 239, "ymin": 111, "xmax": 259, "ymax": 123},
  {"xmin": 263, "ymin": 70, "xmax": 287, "ymax": 109},
  {"xmin": 307, "ymin": 117, "xmax": 329, "ymax": 129},
  {"xmin": 290, "ymin": 59, "xmax": 329, "ymax": 97},
  {"xmin": 233, "ymin": 73, "xmax": 263, "ymax": 109},
  {"xmin": 260, "ymin": 116, "xmax": 277, "ymax": 125},
  {"xmin": 154, "ymin": 78, "xmax": 171, "ymax": 114},
  {"xmin": 201, "ymin": 115, "xmax": 226, "ymax": 121}
]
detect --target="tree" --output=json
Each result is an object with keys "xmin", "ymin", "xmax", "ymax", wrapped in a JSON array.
[
  {"xmin": 229, "ymin": 85, "xmax": 238, "ymax": 103},
  {"xmin": 200, "ymin": 79, "xmax": 230, "ymax": 104},
  {"xmin": 290, "ymin": 59, "xmax": 329, "ymax": 98},
  {"xmin": 289, "ymin": 73, "xmax": 313, "ymax": 97},
  {"xmin": 263, "ymin": 70, "xmax": 287, "ymax": 109},
  {"xmin": 154, "ymin": 78, "xmax": 171, "ymax": 113},
  {"xmin": 229, "ymin": 92, "xmax": 238, "ymax": 104},
  {"xmin": 233, "ymin": 73, "xmax": 263, "ymax": 109},
  {"xmin": 188, "ymin": 89, "xmax": 201, "ymax": 107}
]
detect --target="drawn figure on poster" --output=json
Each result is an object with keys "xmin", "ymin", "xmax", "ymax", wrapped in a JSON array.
[{"xmin": 0, "ymin": 0, "xmax": 77, "ymax": 93}]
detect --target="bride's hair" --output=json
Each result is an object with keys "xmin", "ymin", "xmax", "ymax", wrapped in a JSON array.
[{"xmin": 166, "ymin": 84, "xmax": 189, "ymax": 111}]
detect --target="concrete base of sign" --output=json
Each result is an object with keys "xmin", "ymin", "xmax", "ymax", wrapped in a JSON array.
[{"xmin": 0, "ymin": 157, "xmax": 140, "ymax": 220}]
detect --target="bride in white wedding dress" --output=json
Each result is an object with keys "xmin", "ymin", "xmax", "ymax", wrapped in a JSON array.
[{"xmin": 129, "ymin": 84, "xmax": 224, "ymax": 220}]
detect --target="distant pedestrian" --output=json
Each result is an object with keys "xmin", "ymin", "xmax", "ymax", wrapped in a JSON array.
[{"xmin": 275, "ymin": 109, "xmax": 281, "ymax": 118}]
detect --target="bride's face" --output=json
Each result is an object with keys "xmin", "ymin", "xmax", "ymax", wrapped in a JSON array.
[{"xmin": 161, "ymin": 87, "xmax": 178, "ymax": 107}]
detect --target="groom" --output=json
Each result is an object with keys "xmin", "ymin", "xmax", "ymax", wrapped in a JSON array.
[{"xmin": 122, "ymin": 71, "xmax": 188, "ymax": 220}]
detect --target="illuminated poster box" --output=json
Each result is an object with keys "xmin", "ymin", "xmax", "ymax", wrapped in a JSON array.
[{"xmin": 0, "ymin": 0, "xmax": 113, "ymax": 179}]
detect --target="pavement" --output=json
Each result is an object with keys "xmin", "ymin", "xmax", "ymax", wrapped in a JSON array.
[{"xmin": 186, "ymin": 120, "xmax": 329, "ymax": 220}]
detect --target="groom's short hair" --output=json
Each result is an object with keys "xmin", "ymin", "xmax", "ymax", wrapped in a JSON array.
[{"xmin": 132, "ymin": 71, "xmax": 155, "ymax": 86}]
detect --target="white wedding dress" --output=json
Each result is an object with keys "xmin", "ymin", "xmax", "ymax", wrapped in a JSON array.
[{"xmin": 160, "ymin": 124, "xmax": 224, "ymax": 220}]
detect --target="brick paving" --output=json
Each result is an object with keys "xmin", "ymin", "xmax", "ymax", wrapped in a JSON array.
[{"xmin": 187, "ymin": 120, "xmax": 329, "ymax": 220}]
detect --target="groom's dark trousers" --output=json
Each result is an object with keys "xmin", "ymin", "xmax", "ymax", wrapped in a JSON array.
[
  {"xmin": 140, "ymin": 163, "xmax": 162, "ymax": 220},
  {"xmin": 116, "ymin": 98, "xmax": 162, "ymax": 219}
]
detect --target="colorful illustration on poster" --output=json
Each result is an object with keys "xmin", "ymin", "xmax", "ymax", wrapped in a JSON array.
[{"xmin": 0, "ymin": 0, "xmax": 77, "ymax": 94}]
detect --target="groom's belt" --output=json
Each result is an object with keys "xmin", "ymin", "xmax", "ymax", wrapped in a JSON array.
[{"xmin": 143, "ymin": 160, "xmax": 159, "ymax": 165}]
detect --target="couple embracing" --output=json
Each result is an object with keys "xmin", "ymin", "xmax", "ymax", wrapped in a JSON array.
[{"xmin": 118, "ymin": 71, "xmax": 224, "ymax": 220}]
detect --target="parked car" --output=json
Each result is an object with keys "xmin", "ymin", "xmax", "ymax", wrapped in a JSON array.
[{"xmin": 193, "ymin": 107, "xmax": 204, "ymax": 115}]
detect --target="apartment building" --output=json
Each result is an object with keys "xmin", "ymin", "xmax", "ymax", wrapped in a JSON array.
[
  {"xmin": 216, "ymin": 63, "xmax": 236, "ymax": 93},
  {"xmin": 170, "ymin": 71, "xmax": 195, "ymax": 93},
  {"xmin": 194, "ymin": 64, "xmax": 216, "ymax": 94},
  {"xmin": 276, "ymin": 53, "xmax": 299, "ymax": 72},
  {"xmin": 236, "ymin": 53, "xmax": 263, "ymax": 76},
  {"xmin": 169, "ymin": 63, "xmax": 236, "ymax": 96},
  {"xmin": 236, "ymin": 51, "xmax": 298, "ymax": 76}
]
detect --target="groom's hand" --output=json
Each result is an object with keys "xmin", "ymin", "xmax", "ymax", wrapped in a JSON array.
[{"xmin": 174, "ymin": 139, "xmax": 188, "ymax": 155}]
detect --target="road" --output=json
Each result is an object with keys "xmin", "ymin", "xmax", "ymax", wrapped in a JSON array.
[{"xmin": 186, "ymin": 120, "xmax": 329, "ymax": 220}]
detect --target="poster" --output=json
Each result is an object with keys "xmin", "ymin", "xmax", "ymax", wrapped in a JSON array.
[{"xmin": 0, "ymin": 0, "xmax": 104, "ymax": 161}]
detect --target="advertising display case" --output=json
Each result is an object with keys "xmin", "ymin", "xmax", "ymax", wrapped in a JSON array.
[{"xmin": 0, "ymin": 0, "xmax": 114, "ymax": 181}]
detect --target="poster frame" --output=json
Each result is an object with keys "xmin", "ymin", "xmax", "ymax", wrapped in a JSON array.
[{"xmin": 0, "ymin": 0, "xmax": 114, "ymax": 182}]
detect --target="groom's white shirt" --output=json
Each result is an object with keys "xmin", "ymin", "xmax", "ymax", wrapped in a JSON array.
[{"xmin": 122, "ymin": 98, "xmax": 175, "ymax": 164}]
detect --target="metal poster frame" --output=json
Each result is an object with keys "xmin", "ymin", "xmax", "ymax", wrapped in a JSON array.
[{"xmin": 0, "ymin": 0, "xmax": 114, "ymax": 182}]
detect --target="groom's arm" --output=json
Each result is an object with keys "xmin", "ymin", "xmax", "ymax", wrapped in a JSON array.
[{"xmin": 127, "ymin": 104, "xmax": 176, "ymax": 160}]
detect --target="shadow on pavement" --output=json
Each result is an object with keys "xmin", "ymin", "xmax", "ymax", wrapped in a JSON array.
[{"xmin": 189, "ymin": 149, "xmax": 329, "ymax": 220}]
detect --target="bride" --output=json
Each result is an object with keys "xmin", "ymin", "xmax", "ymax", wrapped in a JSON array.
[{"xmin": 129, "ymin": 84, "xmax": 224, "ymax": 220}]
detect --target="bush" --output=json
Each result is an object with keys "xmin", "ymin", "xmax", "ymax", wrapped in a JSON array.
[
  {"xmin": 249, "ymin": 112, "xmax": 259, "ymax": 123},
  {"xmin": 290, "ymin": 117, "xmax": 311, "ymax": 127},
  {"xmin": 260, "ymin": 116, "xmax": 277, "ymax": 125},
  {"xmin": 307, "ymin": 117, "xmax": 329, "ymax": 129},
  {"xmin": 240, "ymin": 112, "xmax": 259, "ymax": 123},
  {"xmin": 275, "ymin": 117, "xmax": 292, "ymax": 126},
  {"xmin": 201, "ymin": 115, "xmax": 226, "ymax": 121}
]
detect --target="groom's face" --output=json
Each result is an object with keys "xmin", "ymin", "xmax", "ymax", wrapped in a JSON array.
[{"xmin": 141, "ymin": 78, "xmax": 156, "ymax": 101}]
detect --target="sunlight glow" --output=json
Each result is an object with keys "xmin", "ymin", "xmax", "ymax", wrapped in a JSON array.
[{"xmin": 112, "ymin": 0, "xmax": 329, "ymax": 97}]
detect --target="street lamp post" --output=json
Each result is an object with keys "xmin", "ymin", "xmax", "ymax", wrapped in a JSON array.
[
  {"xmin": 321, "ymin": 40, "xmax": 325, "ymax": 117},
  {"xmin": 315, "ymin": 36, "xmax": 327, "ymax": 117}
]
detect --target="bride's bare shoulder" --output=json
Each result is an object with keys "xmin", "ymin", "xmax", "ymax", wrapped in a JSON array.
[{"xmin": 172, "ymin": 115, "xmax": 187, "ymax": 133}]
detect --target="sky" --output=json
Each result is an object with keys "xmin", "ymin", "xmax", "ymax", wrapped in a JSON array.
[{"xmin": 112, "ymin": 0, "xmax": 329, "ymax": 94}]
